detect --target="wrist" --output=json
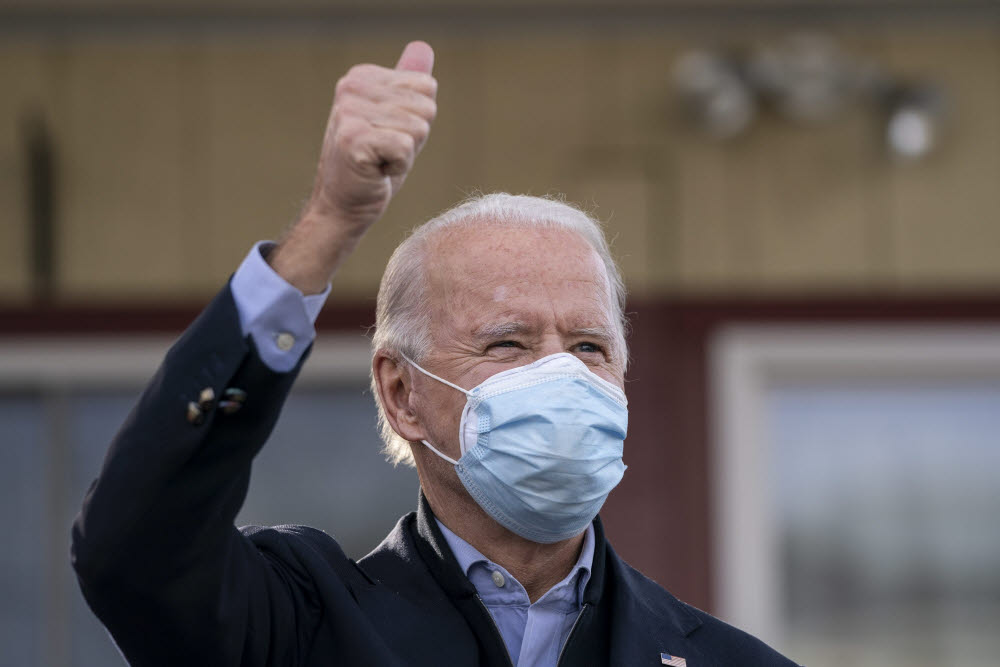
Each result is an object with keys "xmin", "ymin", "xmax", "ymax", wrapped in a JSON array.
[{"xmin": 268, "ymin": 212, "xmax": 363, "ymax": 295}]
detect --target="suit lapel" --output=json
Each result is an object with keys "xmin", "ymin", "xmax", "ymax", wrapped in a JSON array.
[
  {"xmin": 604, "ymin": 537, "xmax": 703, "ymax": 665},
  {"xmin": 558, "ymin": 517, "xmax": 702, "ymax": 666},
  {"xmin": 409, "ymin": 492, "xmax": 515, "ymax": 667}
]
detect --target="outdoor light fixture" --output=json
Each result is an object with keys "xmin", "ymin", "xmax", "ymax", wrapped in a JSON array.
[
  {"xmin": 672, "ymin": 33, "xmax": 949, "ymax": 161},
  {"xmin": 748, "ymin": 34, "xmax": 857, "ymax": 124},
  {"xmin": 883, "ymin": 84, "xmax": 947, "ymax": 160},
  {"xmin": 672, "ymin": 50, "xmax": 757, "ymax": 139}
]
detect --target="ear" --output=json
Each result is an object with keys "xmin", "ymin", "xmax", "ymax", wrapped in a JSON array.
[{"xmin": 373, "ymin": 350, "xmax": 426, "ymax": 443}]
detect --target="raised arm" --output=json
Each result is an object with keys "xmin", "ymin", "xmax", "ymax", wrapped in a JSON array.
[{"xmin": 70, "ymin": 41, "xmax": 436, "ymax": 666}]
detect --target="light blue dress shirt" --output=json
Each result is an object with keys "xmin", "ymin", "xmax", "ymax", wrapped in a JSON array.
[
  {"xmin": 230, "ymin": 241, "xmax": 330, "ymax": 372},
  {"xmin": 436, "ymin": 520, "xmax": 594, "ymax": 667},
  {"xmin": 229, "ymin": 242, "xmax": 596, "ymax": 666}
]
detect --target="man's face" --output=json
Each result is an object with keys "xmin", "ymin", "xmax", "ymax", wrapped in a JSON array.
[{"xmin": 408, "ymin": 223, "xmax": 624, "ymax": 462}]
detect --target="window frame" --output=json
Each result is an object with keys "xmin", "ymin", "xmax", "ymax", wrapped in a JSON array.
[{"xmin": 709, "ymin": 323, "xmax": 1000, "ymax": 646}]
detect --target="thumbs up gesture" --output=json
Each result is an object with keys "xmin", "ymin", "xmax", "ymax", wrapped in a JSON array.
[
  {"xmin": 310, "ymin": 40, "xmax": 436, "ymax": 230},
  {"xmin": 270, "ymin": 42, "xmax": 437, "ymax": 292}
]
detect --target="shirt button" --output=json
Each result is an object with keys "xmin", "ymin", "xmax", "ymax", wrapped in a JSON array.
[
  {"xmin": 275, "ymin": 332, "xmax": 295, "ymax": 351},
  {"xmin": 491, "ymin": 571, "xmax": 506, "ymax": 588}
]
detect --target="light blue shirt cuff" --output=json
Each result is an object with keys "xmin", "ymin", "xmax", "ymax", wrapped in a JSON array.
[{"xmin": 230, "ymin": 241, "xmax": 331, "ymax": 372}]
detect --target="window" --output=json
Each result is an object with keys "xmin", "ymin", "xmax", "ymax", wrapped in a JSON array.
[{"xmin": 712, "ymin": 326, "xmax": 1000, "ymax": 667}]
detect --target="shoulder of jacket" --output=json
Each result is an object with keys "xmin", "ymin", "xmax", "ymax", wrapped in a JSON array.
[
  {"xmin": 671, "ymin": 600, "xmax": 800, "ymax": 665},
  {"xmin": 241, "ymin": 523, "xmax": 373, "ymax": 585},
  {"xmin": 602, "ymin": 546, "xmax": 704, "ymax": 636}
]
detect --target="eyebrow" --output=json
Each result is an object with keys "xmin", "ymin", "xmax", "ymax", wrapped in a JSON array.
[
  {"xmin": 569, "ymin": 326, "xmax": 616, "ymax": 343},
  {"xmin": 473, "ymin": 321, "xmax": 532, "ymax": 340},
  {"xmin": 472, "ymin": 321, "xmax": 615, "ymax": 344}
]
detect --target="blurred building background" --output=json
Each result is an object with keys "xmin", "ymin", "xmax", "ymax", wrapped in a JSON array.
[{"xmin": 1, "ymin": 1, "xmax": 999, "ymax": 666}]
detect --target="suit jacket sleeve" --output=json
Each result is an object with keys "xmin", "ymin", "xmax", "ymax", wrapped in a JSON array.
[{"xmin": 71, "ymin": 283, "xmax": 323, "ymax": 666}]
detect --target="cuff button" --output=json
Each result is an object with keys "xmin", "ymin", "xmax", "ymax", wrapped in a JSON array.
[{"xmin": 275, "ymin": 332, "xmax": 295, "ymax": 351}]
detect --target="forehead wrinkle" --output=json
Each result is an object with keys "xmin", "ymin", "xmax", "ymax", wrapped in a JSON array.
[{"xmin": 424, "ymin": 226, "xmax": 619, "ymax": 345}]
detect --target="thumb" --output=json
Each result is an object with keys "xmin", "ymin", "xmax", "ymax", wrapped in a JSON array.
[{"xmin": 395, "ymin": 40, "xmax": 434, "ymax": 75}]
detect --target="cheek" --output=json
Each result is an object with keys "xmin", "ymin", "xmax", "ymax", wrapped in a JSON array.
[{"xmin": 589, "ymin": 367, "xmax": 625, "ymax": 393}]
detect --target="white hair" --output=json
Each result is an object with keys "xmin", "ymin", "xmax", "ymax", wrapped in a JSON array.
[{"xmin": 370, "ymin": 193, "xmax": 628, "ymax": 466}]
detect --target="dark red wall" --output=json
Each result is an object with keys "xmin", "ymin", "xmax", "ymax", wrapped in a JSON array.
[
  {"xmin": 5, "ymin": 293, "xmax": 1000, "ymax": 612},
  {"xmin": 601, "ymin": 295, "xmax": 1000, "ymax": 612}
]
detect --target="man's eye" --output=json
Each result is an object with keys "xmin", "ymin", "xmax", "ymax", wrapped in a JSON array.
[
  {"xmin": 575, "ymin": 342, "xmax": 604, "ymax": 354},
  {"xmin": 489, "ymin": 341, "xmax": 522, "ymax": 349}
]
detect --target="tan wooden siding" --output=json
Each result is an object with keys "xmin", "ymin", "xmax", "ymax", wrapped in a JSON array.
[{"xmin": 0, "ymin": 26, "xmax": 998, "ymax": 302}]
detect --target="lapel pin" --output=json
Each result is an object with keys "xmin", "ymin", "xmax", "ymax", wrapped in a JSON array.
[{"xmin": 661, "ymin": 653, "xmax": 687, "ymax": 666}]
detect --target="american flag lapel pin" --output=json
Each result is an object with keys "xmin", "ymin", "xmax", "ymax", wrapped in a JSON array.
[{"xmin": 661, "ymin": 653, "xmax": 687, "ymax": 666}]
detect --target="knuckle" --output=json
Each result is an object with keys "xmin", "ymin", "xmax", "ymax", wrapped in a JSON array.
[
  {"xmin": 331, "ymin": 103, "xmax": 356, "ymax": 131},
  {"xmin": 350, "ymin": 147, "xmax": 371, "ymax": 166},
  {"xmin": 336, "ymin": 121, "xmax": 365, "ymax": 147},
  {"xmin": 398, "ymin": 73, "xmax": 437, "ymax": 97},
  {"xmin": 400, "ymin": 132, "xmax": 416, "ymax": 154},
  {"xmin": 384, "ymin": 132, "xmax": 413, "ymax": 160},
  {"xmin": 335, "ymin": 75, "xmax": 356, "ymax": 97},
  {"xmin": 408, "ymin": 72, "xmax": 436, "ymax": 94},
  {"xmin": 338, "ymin": 64, "xmax": 380, "ymax": 94},
  {"xmin": 347, "ymin": 63, "xmax": 377, "ymax": 78},
  {"xmin": 423, "ymin": 99, "xmax": 438, "ymax": 121},
  {"xmin": 413, "ymin": 119, "xmax": 431, "ymax": 142}
]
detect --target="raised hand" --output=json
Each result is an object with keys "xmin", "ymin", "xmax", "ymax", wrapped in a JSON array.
[
  {"xmin": 269, "ymin": 41, "xmax": 437, "ymax": 293},
  {"xmin": 309, "ymin": 41, "xmax": 436, "ymax": 231}
]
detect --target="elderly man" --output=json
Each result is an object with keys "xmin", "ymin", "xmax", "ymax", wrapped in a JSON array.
[{"xmin": 72, "ymin": 41, "xmax": 796, "ymax": 666}]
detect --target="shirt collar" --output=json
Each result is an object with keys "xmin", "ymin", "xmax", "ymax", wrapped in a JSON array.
[{"xmin": 435, "ymin": 518, "xmax": 595, "ymax": 604}]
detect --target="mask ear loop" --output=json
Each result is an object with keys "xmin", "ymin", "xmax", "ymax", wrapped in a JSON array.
[
  {"xmin": 421, "ymin": 439, "xmax": 460, "ymax": 465},
  {"xmin": 400, "ymin": 353, "xmax": 471, "ymax": 396},
  {"xmin": 400, "ymin": 353, "xmax": 469, "ymax": 466}
]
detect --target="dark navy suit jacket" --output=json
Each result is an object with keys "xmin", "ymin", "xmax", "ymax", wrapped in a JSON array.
[{"xmin": 71, "ymin": 284, "xmax": 798, "ymax": 666}]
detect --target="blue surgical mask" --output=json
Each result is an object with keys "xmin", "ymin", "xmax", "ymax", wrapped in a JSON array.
[{"xmin": 403, "ymin": 352, "xmax": 628, "ymax": 544}]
